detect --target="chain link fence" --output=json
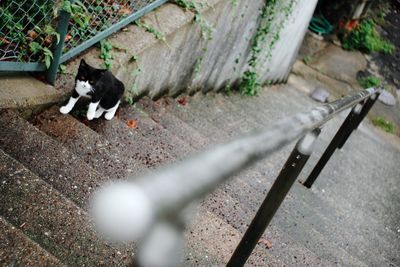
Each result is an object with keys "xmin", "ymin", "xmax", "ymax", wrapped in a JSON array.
[
  {"xmin": 63, "ymin": 0, "xmax": 161, "ymax": 56},
  {"xmin": 0, "ymin": 0, "xmax": 56, "ymax": 64},
  {"xmin": 0, "ymin": 0, "xmax": 167, "ymax": 80}
]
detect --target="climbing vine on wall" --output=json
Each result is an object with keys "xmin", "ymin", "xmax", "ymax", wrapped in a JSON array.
[
  {"xmin": 239, "ymin": 0, "xmax": 297, "ymax": 96},
  {"xmin": 174, "ymin": 0, "xmax": 215, "ymax": 82},
  {"xmin": 174, "ymin": 0, "xmax": 214, "ymax": 40}
]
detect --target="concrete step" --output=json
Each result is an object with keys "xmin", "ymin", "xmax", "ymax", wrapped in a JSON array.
[
  {"xmin": 87, "ymin": 115, "xmax": 174, "ymax": 169},
  {"xmin": 0, "ymin": 149, "xmax": 133, "ymax": 266},
  {"xmin": 37, "ymin": 105, "xmax": 265, "ymax": 266},
  {"xmin": 187, "ymin": 89, "xmax": 400, "ymax": 265},
  {"xmin": 140, "ymin": 92, "xmax": 393, "ymax": 265},
  {"xmin": 185, "ymin": 206, "xmax": 285, "ymax": 267},
  {"xmin": 118, "ymin": 104, "xmax": 194, "ymax": 160},
  {"xmin": 136, "ymin": 97, "xmax": 211, "ymax": 150},
  {"xmin": 0, "ymin": 73, "xmax": 63, "ymax": 110},
  {"xmin": 33, "ymin": 106, "xmax": 145, "ymax": 180},
  {"xmin": 0, "ymin": 216, "xmax": 64, "ymax": 267},
  {"xmin": 84, "ymin": 108, "xmax": 285, "ymax": 266},
  {"xmin": 0, "ymin": 109, "xmax": 107, "ymax": 208},
  {"xmin": 176, "ymin": 92, "xmax": 399, "ymax": 265},
  {"xmin": 135, "ymin": 96, "xmax": 342, "ymax": 266}
]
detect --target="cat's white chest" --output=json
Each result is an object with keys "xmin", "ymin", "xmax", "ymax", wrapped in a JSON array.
[{"xmin": 75, "ymin": 80, "xmax": 93, "ymax": 97}]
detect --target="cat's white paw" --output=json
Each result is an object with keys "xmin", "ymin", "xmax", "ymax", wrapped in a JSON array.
[
  {"xmin": 87, "ymin": 112, "xmax": 95, "ymax": 121},
  {"xmin": 104, "ymin": 112, "xmax": 114, "ymax": 120},
  {"xmin": 60, "ymin": 106, "xmax": 70, "ymax": 114},
  {"xmin": 94, "ymin": 108, "xmax": 105, "ymax": 119}
]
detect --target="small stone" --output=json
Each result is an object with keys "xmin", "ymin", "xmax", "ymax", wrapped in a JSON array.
[
  {"xmin": 311, "ymin": 88, "xmax": 330, "ymax": 103},
  {"xmin": 378, "ymin": 90, "xmax": 397, "ymax": 106}
]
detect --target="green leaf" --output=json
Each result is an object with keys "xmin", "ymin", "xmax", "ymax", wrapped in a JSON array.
[
  {"xmin": 61, "ymin": 0, "xmax": 72, "ymax": 13},
  {"xmin": 54, "ymin": 32, "xmax": 60, "ymax": 44},
  {"xmin": 59, "ymin": 64, "xmax": 67, "ymax": 73},
  {"xmin": 44, "ymin": 25, "xmax": 54, "ymax": 35},
  {"xmin": 42, "ymin": 47, "xmax": 54, "ymax": 59},
  {"xmin": 44, "ymin": 55, "xmax": 51, "ymax": 69},
  {"xmin": 29, "ymin": 42, "xmax": 42, "ymax": 54}
]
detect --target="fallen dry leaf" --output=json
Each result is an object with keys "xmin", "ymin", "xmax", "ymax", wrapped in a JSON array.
[
  {"xmin": 0, "ymin": 37, "xmax": 11, "ymax": 44},
  {"xmin": 27, "ymin": 30, "xmax": 38, "ymax": 39},
  {"xmin": 65, "ymin": 34, "xmax": 72, "ymax": 42},
  {"xmin": 44, "ymin": 35, "xmax": 53, "ymax": 45},
  {"xmin": 118, "ymin": 7, "xmax": 131, "ymax": 15},
  {"xmin": 177, "ymin": 97, "xmax": 188, "ymax": 106},
  {"xmin": 258, "ymin": 238, "xmax": 273, "ymax": 249},
  {"xmin": 127, "ymin": 119, "xmax": 138, "ymax": 129}
]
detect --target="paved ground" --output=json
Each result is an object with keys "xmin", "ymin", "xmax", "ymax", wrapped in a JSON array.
[
  {"xmin": 1, "ymin": 30, "xmax": 400, "ymax": 265},
  {"xmin": 1, "ymin": 68, "xmax": 399, "ymax": 266},
  {"xmin": 297, "ymin": 32, "xmax": 400, "ymax": 137}
]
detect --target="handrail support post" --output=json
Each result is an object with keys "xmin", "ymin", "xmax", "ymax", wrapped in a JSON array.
[
  {"xmin": 227, "ymin": 129, "xmax": 321, "ymax": 267},
  {"xmin": 337, "ymin": 93, "xmax": 380, "ymax": 149},
  {"xmin": 302, "ymin": 93, "xmax": 379, "ymax": 188}
]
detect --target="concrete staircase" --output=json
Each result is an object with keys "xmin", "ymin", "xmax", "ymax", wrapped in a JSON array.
[{"xmin": 1, "ymin": 83, "xmax": 399, "ymax": 266}]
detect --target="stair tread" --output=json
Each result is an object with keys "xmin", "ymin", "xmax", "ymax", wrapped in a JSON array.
[
  {"xmin": 0, "ymin": 109, "xmax": 108, "ymax": 208},
  {"xmin": 0, "ymin": 149, "xmax": 133, "ymax": 266},
  {"xmin": 118, "ymin": 103, "xmax": 194, "ymax": 160},
  {"xmin": 185, "ymin": 207, "xmax": 286, "ymax": 267},
  {"xmin": 34, "ymin": 106, "xmax": 144, "ymax": 180},
  {"xmin": 87, "ymin": 115, "xmax": 174, "ymax": 169},
  {"xmin": 170, "ymin": 92, "xmax": 400, "ymax": 264},
  {"xmin": 0, "ymin": 216, "xmax": 64, "ymax": 267},
  {"xmin": 174, "ymin": 90, "xmax": 400, "ymax": 263},
  {"xmin": 136, "ymin": 97, "xmax": 351, "ymax": 265},
  {"xmin": 136, "ymin": 97, "xmax": 210, "ymax": 150},
  {"xmin": 136, "ymin": 93, "xmax": 396, "ymax": 265}
]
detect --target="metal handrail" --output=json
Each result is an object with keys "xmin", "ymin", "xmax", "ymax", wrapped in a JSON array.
[{"xmin": 90, "ymin": 87, "xmax": 381, "ymax": 267}]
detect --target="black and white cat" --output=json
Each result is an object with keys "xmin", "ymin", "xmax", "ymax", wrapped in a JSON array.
[{"xmin": 60, "ymin": 59, "xmax": 125, "ymax": 120}]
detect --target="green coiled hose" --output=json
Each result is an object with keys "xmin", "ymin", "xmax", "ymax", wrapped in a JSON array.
[{"xmin": 309, "ymin": 16, "xmax": 333, "ymax": 35}]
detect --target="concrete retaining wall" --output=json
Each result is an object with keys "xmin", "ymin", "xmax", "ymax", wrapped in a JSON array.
[{"xmin": 60, "ymin": 0, "xmax": 317, "ymax": 99}]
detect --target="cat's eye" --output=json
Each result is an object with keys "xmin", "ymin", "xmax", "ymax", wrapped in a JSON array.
[
  {"xmin": 89, "ymin": 80, "xmax": 94, "ymax": 84},
  {"xmin": 80, "ymin": 76, "xmax": 85, "ymax": 80}
]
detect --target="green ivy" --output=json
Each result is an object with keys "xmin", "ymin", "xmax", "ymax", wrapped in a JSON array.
[
  {"xmin": 357, "ymin": 75, "xmax": 381, "ymax": 89},
  {"xmin": 174, "ymin": 0, "xmax": 214, "ymax": 40},
  {"xmin": 124, "ymin": 58, "xmax": 141, "ymax": 105},
  {"xmin": 239, "ymin": 0, "xmax": 296, "ymax": 96},
  {"xmin": 99, "ymin": 40, "xmax": 113, "ymax": 70},
  {"xmin": 174, "ymin": 0, "xmax": 215, "ymax": 82},
  {"xmin": 135, "ymin": 19, "xmax": 166, "ymax": 42}
]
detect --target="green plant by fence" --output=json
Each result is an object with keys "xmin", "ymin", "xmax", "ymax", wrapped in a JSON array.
[{"xmin": 0, "ymin": 0, "xmax": 168, "ymax": 84}]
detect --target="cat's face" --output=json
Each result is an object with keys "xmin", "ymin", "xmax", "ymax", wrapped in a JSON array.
[{"xmin": 76, "ymin": 59, "xmax": 105, "ymax": 87}]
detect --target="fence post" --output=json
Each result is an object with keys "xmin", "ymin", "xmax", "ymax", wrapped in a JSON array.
[
  {"xmin": 46, "ymin": 7, "xmax": 71, "ymax": 85},
  {"xmin": 227, "ymin": 129, "xmax": 320, "ymax": 267}
]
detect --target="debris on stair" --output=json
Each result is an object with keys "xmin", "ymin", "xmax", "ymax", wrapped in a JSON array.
[{"xmin": 127, "ymin": 119, "xmax": 138, "ymax": 129}]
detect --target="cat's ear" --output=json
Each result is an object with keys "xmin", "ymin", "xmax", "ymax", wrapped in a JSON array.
[{"xmin": 80, "ymin": 59, "xmax": 87, "ymax": 66}]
